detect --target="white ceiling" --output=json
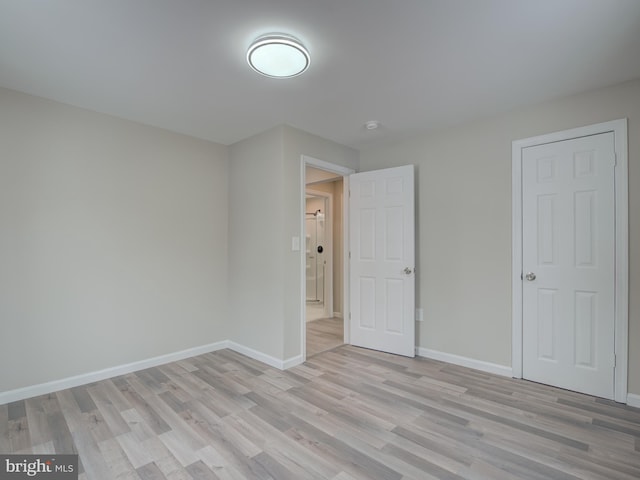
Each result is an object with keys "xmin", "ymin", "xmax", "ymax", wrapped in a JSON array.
[{"xmin": 1, "ymin": 0, "xmax": 639, "ymax": 150}]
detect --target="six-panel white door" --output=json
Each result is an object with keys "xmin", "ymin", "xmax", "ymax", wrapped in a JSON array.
[
  {"xmin": 522, "ymin": 132, "xmax": 616, "ymax": 399},
  {"xmin": 349, "ymin": 165, "xmax": 415, "ymax": 357}
]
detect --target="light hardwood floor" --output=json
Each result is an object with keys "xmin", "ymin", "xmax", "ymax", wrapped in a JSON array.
[
  {"xmin": 306, "ymin": 317, "xmax": 344, "ymax": 358},
  {"xmin": 2, "ymin": 340, "xmax": 639, "ymax": 479}
]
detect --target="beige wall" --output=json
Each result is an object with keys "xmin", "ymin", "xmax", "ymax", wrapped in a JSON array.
[
  {"xmin": 0, "ymin": 92, "xmax": 356, "ymax": 397},
  {"xmin": 359, "ymin": 79, "xmax": 640, "ymax": 395},
  {"xmin": 228, "ymin": 128, "xmax": 286, "ymax": 359},
  {"xmin": 0, "ymin": 88, "xmax": 230, "ymax": 393},
  {"xmin": 229, "ymin": 125, "xmax": 357, "ymax": 361},
  {"xmin": 5, "ymin": 77, "xmax": 636, "ymax": 400},
  {"xmin": 228, "ymin": 126, "xmax": 357, "ymax": 361}
]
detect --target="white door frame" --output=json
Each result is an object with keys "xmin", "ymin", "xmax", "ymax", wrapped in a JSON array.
[
  {"xmin": 305, "ymin": 188, "xmax": 333, "ymax": 319},
  {"xmin": 511, "ymin": 118, "xmax": 628, "ymax": 403},
  {"xmin": 300, "ymin": 155, "xmax": 355, "ymax": 361}
]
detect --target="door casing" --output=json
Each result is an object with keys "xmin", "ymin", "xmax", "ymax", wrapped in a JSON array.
[{"xmin": 512, "ymin": 119, "xmax": 629, "ymax": 403}]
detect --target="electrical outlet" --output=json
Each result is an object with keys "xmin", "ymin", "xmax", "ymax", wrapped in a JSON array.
[{"xmin": 416, "ymin": 308, "xmax": 424, "ymax": 322}]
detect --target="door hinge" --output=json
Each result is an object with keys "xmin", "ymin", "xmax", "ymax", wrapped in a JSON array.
[
  {"xmin": 613, "ymin": 354, "xmax": 617, "ymax": 367},
  {"xmin": 349, "ymin": 251, "xmax": 351, "ymax": 259},
  {"xmin": 613, "ymin": 153, "xmax": 617, "ymax": 167}
]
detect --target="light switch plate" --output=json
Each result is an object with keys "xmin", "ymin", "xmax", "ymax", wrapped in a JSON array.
[{"xmin": 291, "ymin": 236, "xmax": 300, "ymax": 251}]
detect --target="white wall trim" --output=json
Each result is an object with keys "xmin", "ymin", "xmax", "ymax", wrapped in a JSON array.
[
  {"xmin": 4, "ymin": 336, "xmax": 634, "ymax": 407},
  {"xmin": 612, "ymin": 120, "xmax": 629, "ymax": 404},
  {"xmin": 227, "ymin": 343, "xmax": 299, "ymax": 370},
  {"xmin": 300, "ymin": 158, "xmax": 308, "ymax": 361},
  {"xmin": 0, "ymin": 341, "xmax": 230, "ymax": 405},
  {"xmin": 511, "ymin": 118, "xmax": 629, "ymax": 403},
  {"xmin": 0, "ymin": 339, "xmax": 309, "ymax": 405},
  {"xmin": 627, "ymin": 393, "xmax": 640, "ymax": 409},
  {"xmin": 416, "ymin": 347, "xmax": 513, "ymax": 378},
  {"xmin": 342, "ymin": 175, "xmax": 351, "ymax": 345},
  {"xmin": 302, "ymin": 156, "xmax": 355, "ymax": 177},
  {"xmin": 225, "ymin": 341, "xmax": 287, "ymax": 370},
  {"xmin": 283, "ymin": 355, "xmax": 304, "ymax": 369}
]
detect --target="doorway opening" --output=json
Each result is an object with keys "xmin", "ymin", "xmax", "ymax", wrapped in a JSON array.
[
  {"xmin": 301, "ymin": 156, "xmax": 354, "ymax": 360},
  {"xmin": 305, "ymin": 190, "xmax": 331, "ymax": 322}
]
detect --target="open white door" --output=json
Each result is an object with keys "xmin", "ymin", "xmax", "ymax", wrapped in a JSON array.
[{"xmin": 349, "ymin": 165, "xmax": 415, "ymax": 357}]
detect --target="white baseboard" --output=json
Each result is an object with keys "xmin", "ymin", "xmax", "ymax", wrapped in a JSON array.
[
  {"xmin": 5, "ymin": 339, "xmax": 634, "ymax": 408},
  {"xmin": 226, "ymin": 341, "xmax": 288, "ymax": 370},
  {"xmin": 283, "ymin": 355, "xmax": 304, "ymax": 369},
  {"xmin": 0, "ymin": 339, "xmax": 306, "ymax": 405},
  {"xmin": 417, "ymin": 348, "xmax": 639, "ymax": 408},
  {"xmin": 209, "ymin": 341, "xmax": 303, "ymax": 370},
  {"xmin": 0, "ymin": 341, "xmax": 229, "ymax": 405},
  {"xmin": 416, "ymin": 347, "xmax": 513, "ymax": 378},
  {"xmin": 626, "ymin": 393, "xmax": 640, "ymax": 408}
]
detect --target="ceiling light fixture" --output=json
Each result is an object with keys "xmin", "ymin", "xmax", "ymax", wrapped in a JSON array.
[
  {"xmin": 365, "ymin": 120, "xmax": 380, "ymax": 130},
  {"xmin": 247, "ymin": 34, "xmax": 310, "ymax": 78}
]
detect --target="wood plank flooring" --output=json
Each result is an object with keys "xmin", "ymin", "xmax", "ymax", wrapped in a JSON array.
[
  {"xmin": 2, "ymin": 341, "xmax": 640, "ymax": 479},
  {"xmin": 306, "ymin": 317, "xmax": 344, "ymax": 358}
]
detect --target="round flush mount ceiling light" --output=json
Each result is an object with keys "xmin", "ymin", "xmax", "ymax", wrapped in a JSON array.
[{"xmin": 247, "ymin": 34, "xmax": 310, "ymax": 78}]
